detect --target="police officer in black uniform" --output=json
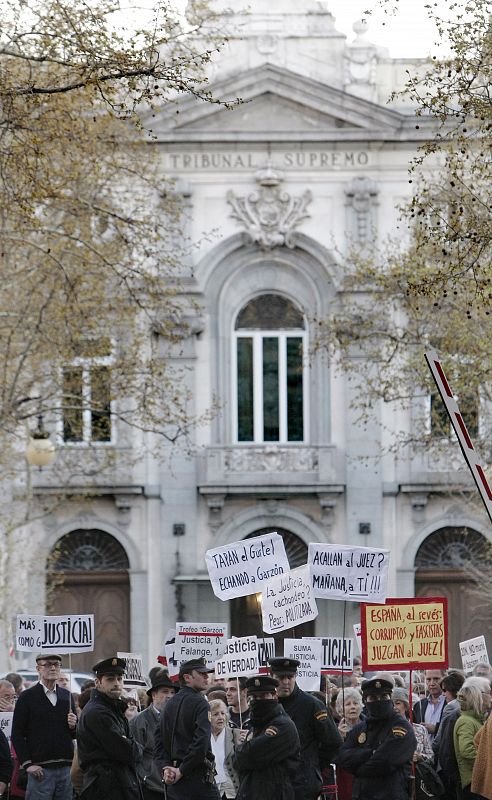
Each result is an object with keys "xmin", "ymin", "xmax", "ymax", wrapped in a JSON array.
[
  {"xmin": 153, "ymin": 657, "xmax": 220, "ymax": 800},
  {"xmin": 337, "ymin": 674, "xmax": 417, "ymax": 800},
  {"xmin": 233, "ymin": 675, "xmax": 300, "ymax": 800},
  {"xmin": 77, "ymin": 656, "xmax": 143, "ymax": 800},
  {"xmin": 269, "ymin": 657, "xmax": 342, "ymax": 800}
]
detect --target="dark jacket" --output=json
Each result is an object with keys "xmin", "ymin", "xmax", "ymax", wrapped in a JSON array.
[
  {"xmin": 234, "ymin": 703, "xmax": 300, "ymax": 800},
  {"xmin": 435, "ymin": 706, "xmax": 460, "ymax": 785},
  {"xmin": 11, "ymin": 683, "xmax": 76, "ymax": 769},
  {"xmin": 279, "ymin": 684, "xmax": 342, "ymax": 799},
  {"xmin": 0, "ymin": 729, "xmax": 12, "ymax": 786},
  {"xmin": 412, "ymin": 697, "xmax": 446, "ymax": 734},
  {"xmin": 337, "ymin": 708, "xmax": 416, "ymax": 800},
  {"xmin": 129, "ymin": 704, "xmax": 164, "ymax": 795},
  {"xmin": 77, "ymin": 689, "xmax": 142, "ymax": 800},
  {"xmin": 154, "ymin": 686, "xmax": 214, "ymax": 780}
]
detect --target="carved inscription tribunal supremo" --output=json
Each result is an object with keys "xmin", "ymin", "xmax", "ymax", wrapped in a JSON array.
[{"xmin": 164, "ymin": 150, "xmax": 370, "ymax": 171}]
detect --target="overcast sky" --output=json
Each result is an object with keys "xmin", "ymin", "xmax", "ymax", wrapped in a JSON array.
[{"xmin": 324, "ymin": 0, "xmax": 454, "ymax": 58}]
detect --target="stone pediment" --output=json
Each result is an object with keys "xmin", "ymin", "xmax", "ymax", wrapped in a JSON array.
[{"xmin": 148, "ymin": 63, "xmax": 420, "ymax": 142}]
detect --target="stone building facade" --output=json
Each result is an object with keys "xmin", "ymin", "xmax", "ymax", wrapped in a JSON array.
[{"xmin": 16, "ymin": 1, "xmax": 492, "ymax": 673}]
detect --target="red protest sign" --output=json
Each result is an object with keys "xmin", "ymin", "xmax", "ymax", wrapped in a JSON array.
[{"xmin": 361, "ymin": 597, "xmax": 448, "ymax": 671}]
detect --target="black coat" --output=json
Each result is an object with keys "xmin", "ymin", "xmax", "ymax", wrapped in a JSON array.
[
  {"xmin": 77, "ymin": 689, "xmax": 142, "ymax": 800},
  {"xmin": 279, "ymin": 684, "xmax": 342, "ymax": 799},
  {"xmin": 0, "ymin": 729, "xmax": 12, "ymax": 786},
  {"xmin": 337, "ymin": 708, "xmax": 416, "ymax": 800},
  {"xmin": 154, "ymin": 686, "xmax": 215, "ymax": 781},
  {"xmin": 234, "ymin": 704, "xmax": 300, "ymax": 800}
]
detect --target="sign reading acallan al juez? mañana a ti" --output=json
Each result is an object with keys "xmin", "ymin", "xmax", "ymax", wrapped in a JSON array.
[{"xmin": 360, "ymin": 597, "xmax": 448, "ymax": 671}]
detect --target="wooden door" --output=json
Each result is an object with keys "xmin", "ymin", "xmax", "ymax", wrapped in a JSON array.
[
  {"xmin": 415, "ymin": 569, "xmax": 492, "ymax": 668},
  {"xmin": 49, "ymin": 571, "xmax": 130, "ymax": 672}
]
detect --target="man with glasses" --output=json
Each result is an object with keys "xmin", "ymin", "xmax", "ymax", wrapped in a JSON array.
[{"xmin": 12, "ymin": 653, "xmax": 77, "ymax": 800}]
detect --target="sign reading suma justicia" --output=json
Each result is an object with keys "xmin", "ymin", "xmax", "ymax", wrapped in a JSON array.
[{"xmin": 164, "ymin": 150, "xmax": 370, "ymax": 171}]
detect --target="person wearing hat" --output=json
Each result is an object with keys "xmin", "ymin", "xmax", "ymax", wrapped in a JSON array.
[
  {"xmin": 392, "ymin": 687, "xmax": 434, "ymax": 763},
  {"xmin": 11, "ymin": 653, "xmax": 77, "ymax": 800},
  {"xmin": 268, "ymin": 657, "xmax": 342, "ymax": 800},
  {"xmin": 233, "ymin": 674, "xmax": 300, "ymax": 800},
  {"xmin": 76, "ymin": 657, "xmax": 143, "ymax": 800},
  {"xmin": 130, "ymin": 671, "xmax": 178, "ymax": 800},
  {"xmin": 337, "ymin": 673, "xmax": 417, "ymax": 800},
  {"xmin": 153, "ymin": 657, "xmax": 220, "ymax": 799}
]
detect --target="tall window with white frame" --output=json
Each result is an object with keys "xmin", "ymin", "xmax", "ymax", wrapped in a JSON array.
[
  {"xmin": 62, "ymin": 338, "xmax": 112, "ymax": 444},
  {"xmin": 233, "ymin": 294, "xmax": 307, "ymax": 443}
]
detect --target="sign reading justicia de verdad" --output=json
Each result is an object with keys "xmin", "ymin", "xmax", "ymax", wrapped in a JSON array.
[{"xmin": 16, "ymin": 614, "xmax": 94, "ymax": 653}]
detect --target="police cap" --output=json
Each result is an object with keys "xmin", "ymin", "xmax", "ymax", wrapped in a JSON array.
[
  {"xmin": 268, "ymin": 657, "xmax": 300, "ymax": 676},
  {"xmin": 361, "ymin": 673, "xmax": 395, "ymax": 697},
  {"xmin": 146, "ymin": 672, "xmax": 179, "ymax": 698},
  {"xmin": 178, "ymin": 657, "xmax": 214, "ymax": 676},
  {"xmin": 245, "ymin": 675, "xmax": 279, "ymax": 695},
  {"xmin": 93, "ymin": 657, "xmax": 126, "ymax": 677}
]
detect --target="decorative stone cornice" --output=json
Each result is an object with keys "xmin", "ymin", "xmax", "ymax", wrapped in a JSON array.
[{"xmin": 227, "ymin": 164, "xmax": 312, "ymax": 249}]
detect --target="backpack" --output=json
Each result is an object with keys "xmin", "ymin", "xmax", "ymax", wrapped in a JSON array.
[{"xmin": 415, "ymin": 760, "xmax": 445, "ymax": 799}]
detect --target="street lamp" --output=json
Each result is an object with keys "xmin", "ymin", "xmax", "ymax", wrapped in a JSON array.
[{"xmin": 25, "ymin": 414, "xmax": 56, "ymax": 468}]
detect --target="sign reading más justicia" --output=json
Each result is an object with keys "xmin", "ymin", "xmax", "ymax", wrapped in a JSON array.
[{"xmin": 164, "ymin": 150, "xmax": 371, "ymax": 171}]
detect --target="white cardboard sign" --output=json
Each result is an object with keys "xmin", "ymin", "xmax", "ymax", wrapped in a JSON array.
[
  {"xmin": 261, "ymin": 565, "xmax": 318, "ymax": 634},
  {"xmin": 308, "ymin": 544, "xmax": 389, "ymax": 603},
  {"xmin": 304, "ymin": 637, "xmax": 354, "ymax": 674},
  {"xmin": 175, "ymin": 622, "xmax": 228, "ymax": 669},
  {"xmin": 16, "ymin": 614, "xmax": 95, "ymax": 653},
  {"xmin": 117, "ymin": 652, "xmax": 147, "ymax": 687},
  {"xmin": 283, "ymin": 638, "xmax": 322, "ymax": 691},
  {"xmin": 353, "ymin": 623, "xmax": 362, "ymax": 656},
  {"xmin": 258, "ymin": 637, "xmax": 276, "ymax": 672},
  {"xmin": 206, "ymin": 533, "xmax": 290, "ymax": 601},
  {"xmin": 426, "ymin": 349, "xmax": 492, "ymax": 525},
  {"xmin": 0, "ymin": 713, "xmax": 12, "ymax": 744},
  {"xmin": 459, "ymin": 635, "xmax": 489, "ymax": 673},
  {"xmin": 215, "ymin": 636, "xmax": 259, "ymax": 679}
]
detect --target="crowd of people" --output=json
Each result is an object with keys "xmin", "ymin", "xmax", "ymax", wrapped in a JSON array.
[{"xmin": 1, "ymin": 652, "xmax": 492, "ymax": 799}]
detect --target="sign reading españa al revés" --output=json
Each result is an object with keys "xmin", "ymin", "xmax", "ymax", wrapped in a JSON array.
[{"xmin": 360, "ymin": 597, "xmax": 448, "ymax": 671}]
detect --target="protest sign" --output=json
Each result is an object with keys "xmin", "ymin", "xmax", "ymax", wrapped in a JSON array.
[
  {"xmin": 175, "ymin": 622, "xmax": 228, "ymax": 669},
  {"xmin": 426, "ymin": 350, "xmax": 492, "ymax": 525},
  {"xmin": 117, "ymin": 652, "xmax": 147, "ymax": 687},
  {"xmin": 284, "ymin": 638, "xmax": 322, "ymax": 691},
  {"xmin": 459, "ymin": 635, "xmax": 489, "ymax": 673},
  {"xmin": 257, "ymin": 637, "xmax": 275, "ymax": 673},
  {"xmin": 261, "ymin": 564, "xmax": 318, "ymax": 634},
  {"xmin": 361, "ymin": 597, "xmax": 448, "ymax": 671},
  {"xmin": 303, "ymin": 637, "xmax": 353, "ymax": 674},
  {"xmin": 353, "ymin": 623, "xmax": 362, "ymax": 656},
  {"xmin": 0, "ymin": 712, "xmax": 12, "ymax": 744},
  {"xmin": 215, "ymin": 636, "xmax": 259, "ymax": 679},
  {"xmin": 16, "ymin": 614, "xmax": 94, "ymax": 653},
  {"xmin": 157, "ymin": 628, "xmax": 176, "ymax": 667},
  {"xmin": 308, "ymin": 544, "xmax": 389, "ymax": 603},
  {"xmin": 206, "ymin": 533, "xmax": 290, "ymax": 601}
]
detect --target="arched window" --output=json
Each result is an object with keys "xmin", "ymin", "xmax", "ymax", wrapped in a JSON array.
[{"xmin": 233, "ymin": 294, "xmax": 307, "ymax": 443}]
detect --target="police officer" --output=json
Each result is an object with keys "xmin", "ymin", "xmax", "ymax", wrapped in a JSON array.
[
  {"xmin": 153, "ymin": 657, "xmax": 220, "ymax": 800},
  {"xmin": 269, "ymin": 657, "xmax": 342, "ymax": 800},
  {"xmin": 233, "ymin": 675, "xmax": 300, "ymax": 800},
  {"xmin": 77, "ymin": 657, "xmax": 142, "ymax": 800},
  {"xmin": 337, "ymin": 674, "xmax": 416, "ymax": 800}
]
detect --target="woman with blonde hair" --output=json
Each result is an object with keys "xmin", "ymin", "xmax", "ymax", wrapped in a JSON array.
[
  {"xmin": 454, "ymin": 678, "xmax": 491, "ymax": 799},
  {"xmin": 209, "ymin": 698, "xmax": 239, "ymax": 799}
]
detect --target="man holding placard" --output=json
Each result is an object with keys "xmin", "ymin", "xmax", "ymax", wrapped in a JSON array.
[
  {"xmin": 269, "ymin": 657, "xmax": 341, "ymax": 800},
  {"xmin": 11, "ymin": 652, "xmax": 77, "ymax": 800}
]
